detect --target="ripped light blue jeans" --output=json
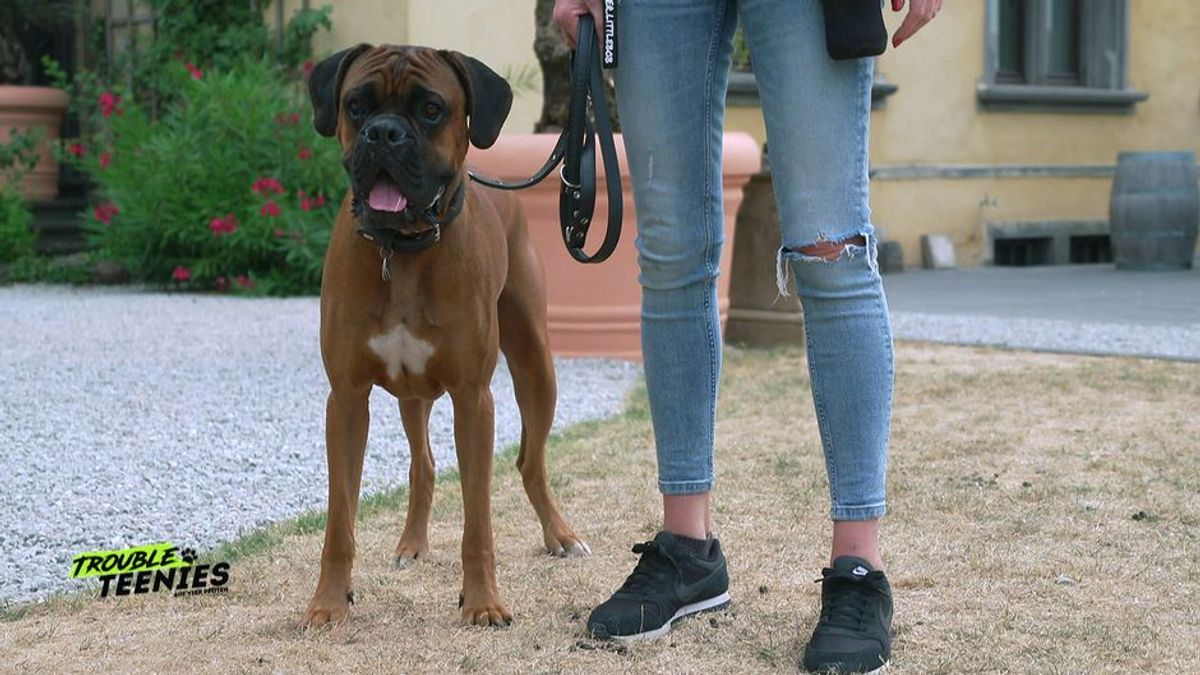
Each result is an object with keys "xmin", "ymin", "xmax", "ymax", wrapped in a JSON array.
[{"xmin": 613, "ymin": 0, "xmax": 894, "ymax": 521}]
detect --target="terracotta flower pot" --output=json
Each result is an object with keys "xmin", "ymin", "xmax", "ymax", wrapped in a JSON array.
[
  {"xmin": 0, "ymin": 85, "xmax": 70, "ymax": 201},
  {"xmin": 468, "ymin": 132, "xmax": 761, "ymax": 360}
]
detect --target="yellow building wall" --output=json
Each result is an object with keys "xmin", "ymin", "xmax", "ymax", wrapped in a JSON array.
[
  {"xmin": 289, "ymin": 0, "xmax": 1197, "ymax": 266},
  {"xmin": 729, "ymin": 1, "xmax": 1200, "ymax": 265}
]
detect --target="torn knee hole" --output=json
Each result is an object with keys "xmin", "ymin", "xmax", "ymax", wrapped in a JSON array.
[{"xmin": 786, "ymin": 235, "xmax": 867, "ymax": 261}]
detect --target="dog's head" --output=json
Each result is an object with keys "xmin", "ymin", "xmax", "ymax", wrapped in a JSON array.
[{"xmin": 308, "ymin": 44, "xmax": 513, "ymax": 231}]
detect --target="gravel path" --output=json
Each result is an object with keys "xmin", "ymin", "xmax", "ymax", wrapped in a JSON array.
[
  {"xmin": 0, "ymin": 285, "xmax": 640, "ymax": 605},
  {"xmin": 883, "ymin": 265, "xmax": 1200, "ymax": 361},
  {"xmin": 890, "ymin": 312, "xmax": 1200, "ymax": 361}
]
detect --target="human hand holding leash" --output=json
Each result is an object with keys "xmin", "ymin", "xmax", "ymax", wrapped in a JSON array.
[
  {"xmin": 553, "ymin": 0, "xmax": 605, "ymax": 49},
  {"xmin": 891, "ymin": 0, "xmax": 942, "ymax": 47}
]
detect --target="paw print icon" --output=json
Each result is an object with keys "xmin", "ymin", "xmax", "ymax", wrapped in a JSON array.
[{"xmin": 178, "ymin": 547, "xmax": 198, "ymax": 564}]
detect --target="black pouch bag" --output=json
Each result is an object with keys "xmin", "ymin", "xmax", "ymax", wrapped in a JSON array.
[{"xmin": 821, "ymin": 0, "xmax": 889, "ymax": 60}]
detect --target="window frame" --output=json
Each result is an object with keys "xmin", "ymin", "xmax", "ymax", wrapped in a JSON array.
[{"xmin": 979, "ymin": 0, "xmax": 1147, "ymax": 113}]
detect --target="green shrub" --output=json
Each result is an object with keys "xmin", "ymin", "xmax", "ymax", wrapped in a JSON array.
[
  {"xmin": 69, "ymin": 58, "xmax": 346, "ymax": 295},
  {"xmin": 0, "ymin": 191, "xmax": 34, "ymax": 263},
  {"xmin": 0, "ymin": 127, "xmax": 42, "ymax": 263}
]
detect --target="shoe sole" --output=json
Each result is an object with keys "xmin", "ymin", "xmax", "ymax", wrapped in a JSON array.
[
  {"xmin": 805, "ymin": 660, "xmax": 889, "ymax": 674},
  {"xmin": 608, "ymin": 592, "xmax": 732, "ymax": 642}
]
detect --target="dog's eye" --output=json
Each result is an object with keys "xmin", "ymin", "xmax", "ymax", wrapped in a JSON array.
[
  {"xmin": 421, "ymin": 101, "xmax": 442, "ymax": 122},
  {"xmin": 347, "ymin": 99, "xmax": 367, "ymax": 120}
]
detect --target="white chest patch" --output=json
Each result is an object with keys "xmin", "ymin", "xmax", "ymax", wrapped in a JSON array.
[{"xmin": 368, "ymin": 323, "xmax": 436, "ymax": 379}]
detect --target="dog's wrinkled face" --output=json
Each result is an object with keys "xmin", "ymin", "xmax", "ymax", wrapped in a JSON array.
[{"xmin": 308, "ymin": 44, "xmax": 513, "ymax": 232}]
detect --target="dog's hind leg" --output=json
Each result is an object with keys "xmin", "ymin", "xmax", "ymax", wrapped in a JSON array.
[
  {"xmin": 395, "ymin": 397, "xmax": 435, "ymax": 567},
  {"xmin": 498, "ymin": 245, "xmax": 591, "ymax": 559}
]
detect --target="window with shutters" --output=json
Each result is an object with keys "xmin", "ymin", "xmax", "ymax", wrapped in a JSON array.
[{"xmin": 979, "ymin": 0, "xmax": 1147, "ymax": 112}]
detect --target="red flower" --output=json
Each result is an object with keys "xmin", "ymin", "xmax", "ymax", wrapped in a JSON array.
[
  {"xmin": 260, "ymin": 200, "xmax": 281, "ymax": 217},
  {"xmin": 93, "ymin": 202, "xmax": 119, "ymax": 225},
  {"xmin": 274, "ymin": 112, "xmax": 302, "ymax": 126},
  {"xmin": 303, "ymin": 60, "xmax": 315, "ymax": 78},
  {"xmin": 98, "ymin": 92, "xmax": 121, "ymax": 118},
  {"xmin": 251, "ymin": 177, "xmax": 285, "ymax": 195},
  {"xmin": 99, "ymin": 151, "xmax": 111, "ymax": 169},
  {"xmin": 234, "ymin": 275, "xmax": 254, "ymax": 289},
  {"xmin": 298, "ymin": 146, "xmax": 313, "ymax": 161},
  {"xmin": 209, "ymin": 213, "xmax": 238, "ymax": 236},
  {"xmin": 172, "ymin": 266, "xmax": 191, "ymax": 282},
  {"xmin": 315, "ymin": 194, "xmax": 326, "ymax": 208},
  {"xmin": 185, "ymin": 62, "xmax": 204, "ymax": 80},
  {"xmin": 67, "ymin": 143, "xmax": 86, "ymax": 157}
]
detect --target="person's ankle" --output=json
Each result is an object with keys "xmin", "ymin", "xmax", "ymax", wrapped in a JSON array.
[
  {"xmin": 830, "ymin": 519, "xmax": 884, "ymax": 570},
  {"xmin": 829, "ymin": 551, "xmax": 885, "ymax": 571}
]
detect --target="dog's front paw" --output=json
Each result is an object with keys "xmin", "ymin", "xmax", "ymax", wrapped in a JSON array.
[
  {"xmin": 299, "ymin": 588, "xmax": 354, "ymax": 629},
  {"xmin": 458, "ymin": 590, "xmax": 513, "ymax": 627}
]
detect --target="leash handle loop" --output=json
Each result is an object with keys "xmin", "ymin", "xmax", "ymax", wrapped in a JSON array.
[{"xmin": 468, "ymin": 14, "xmax": 621, "ymax": 264}]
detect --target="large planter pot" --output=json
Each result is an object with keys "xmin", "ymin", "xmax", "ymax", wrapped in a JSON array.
[
  {"xmin": 0, "ymin": 85, "xmax": 70, "ymax": 201},
  {"xmin": 469, "ymin": 132, "xmax": 761, "ymax": 359}
]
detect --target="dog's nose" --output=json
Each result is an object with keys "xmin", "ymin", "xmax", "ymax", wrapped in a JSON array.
[{"xmin": 361, "ymin": 117, "xmax": 412, "ymax": 147}]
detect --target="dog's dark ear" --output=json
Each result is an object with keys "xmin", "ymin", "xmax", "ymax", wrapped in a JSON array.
[
  {"xmin": 308, "ymin": 43, "xmax": 373, "ymax": 137},
  {"xmin": 440, "ymin": 51, "xmax": 513, "ymax": 149}
]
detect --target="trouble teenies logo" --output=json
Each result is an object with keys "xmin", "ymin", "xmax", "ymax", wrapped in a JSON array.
[{"xmin": 69, "ymin": 542, "xmax": 230, "ymax": 598}]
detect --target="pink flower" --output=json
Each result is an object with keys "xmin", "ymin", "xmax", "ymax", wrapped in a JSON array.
[
  {"xmin": 273, "ymin": 227, "xmax": 288, "ymax": 239},
  {"xmin": 208, "ymin": 213, "xmax": 238, "ymax": 236},
  {"xmin": 99, "ymin": 151, "xmax": 111, "ymax": 169},
  {"xmin": 172, "ymin": 266, "xmax": 191, "ymax": 282},
  {"xmin": 234, "ymin": 275, "xmax": 254, "ymax": 289},
  {"xmin": 93, "ymin": 202, "xmax": 119, "ymax": 225},
  {"xmin": 260, "ymin": 200, "xmax": 281, "ymax": 217},
  {"xmin": 315, "ymin": 194, "xmax": 326, "ymax": 208},
  {"xmin": 185, "ymin": 62, "xmax": 204, "ymax": 80},
  {"xmin": 98, "ymin": 92, "xmax": 120, "ymax": 118},
  {"xmin": 302, "ymin": 60, "xmax": 315, "ymax": 78},
  {"xmin": 67, "ymin": 143, "xmax": 86, "ymax": 157},
  {"xmin": 214, "ymin": 276, "xmax": 229, "ymax": 292},
  {"xmin": 298, "ymin": 146, "xmax": 313, "ymax": 161},
  {"xmin": 251, "ymin": 177, "xmax": 285, "ymax": 195}
]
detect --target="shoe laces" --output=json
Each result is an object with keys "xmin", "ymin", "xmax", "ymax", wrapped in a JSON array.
[
  {"xmin": 814, "ymin": 567, "xmax": 883, "ymax": 630},
  {"xmin": 616, "ymin": 540, "xmax": 676, "ymax": 596}
]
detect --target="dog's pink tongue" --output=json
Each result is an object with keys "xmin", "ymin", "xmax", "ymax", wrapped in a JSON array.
[{"xmin": 367, "ymin": 179, "xmax": 408, "ymax": 212}]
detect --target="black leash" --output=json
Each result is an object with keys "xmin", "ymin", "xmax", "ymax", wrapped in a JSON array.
[{"xmin": 468, "ymin": 14, "xmax": 622, "ymax": 264}]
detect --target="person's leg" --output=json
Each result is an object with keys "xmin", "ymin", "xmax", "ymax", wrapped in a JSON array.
[
  {"xmin": 739, "ymin": 0, "xmax": 892, "ymax": 565},
  {"xmin": 739, "ymin": 0, "xmax": 895, "ymax": 670},
  {"xmin": 585, "ymin": 0, "xmax": 737, "ymax": 641},
  {"xmin": 615, "ymin": 0, "xmax": 738, "ymax": 535}
]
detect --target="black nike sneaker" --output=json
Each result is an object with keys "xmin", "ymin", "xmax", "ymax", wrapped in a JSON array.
[
  {"xmin": 586, "ymin": 531, "xmax": 731, "ymax": 641},
  {"xmin": 801, "ymin": 556, "xmax": 894, "ymax": 674}
]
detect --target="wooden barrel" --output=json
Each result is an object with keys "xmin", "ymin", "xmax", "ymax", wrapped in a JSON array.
[{"xmin": 1109, "ymin": 151, "xmax": 1199, "ymax": 271}]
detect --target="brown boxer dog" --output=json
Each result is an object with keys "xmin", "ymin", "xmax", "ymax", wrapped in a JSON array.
[{"xmin": 300, "ymin": 44, "xmax": 590, "ymax": 629}]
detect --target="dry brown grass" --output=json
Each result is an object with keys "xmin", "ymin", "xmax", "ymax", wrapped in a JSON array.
[{"xmin": 3, "ymin": 342, "xmax": 1198, "ymax": 674}]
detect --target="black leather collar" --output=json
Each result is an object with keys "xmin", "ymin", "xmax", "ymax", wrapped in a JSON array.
[{"xmin": 353, "ymin": 176, "xmax": 466, "ymax": 255}]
